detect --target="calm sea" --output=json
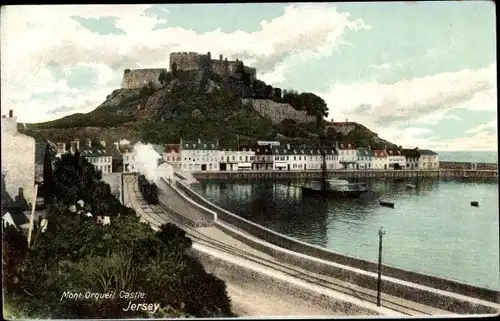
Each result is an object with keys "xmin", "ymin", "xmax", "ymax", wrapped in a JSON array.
[
  {"xmin": 436, "ymin": 151, "xmax": 498, "ymax": 163},
  {"xmin": 192, "ymin": 179, "xmax": 499, "ymax": 290}
]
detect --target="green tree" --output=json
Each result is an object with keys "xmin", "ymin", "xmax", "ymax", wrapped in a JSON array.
[
  {"xmin": 158, "ymin": 70, "xmax": 168, "ymax": 86},
  {"xmin": 3, "ymin": 153, "xmax": 234, "ymax": 319}
]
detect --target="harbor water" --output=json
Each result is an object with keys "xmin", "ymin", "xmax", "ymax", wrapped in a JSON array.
[{"xmin": 192, "ymin": 179, "xmax": 499, "ymax": 290}]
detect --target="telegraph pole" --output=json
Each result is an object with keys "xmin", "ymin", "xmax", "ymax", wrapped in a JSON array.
[{"xmin": 377, "ymin": 226, "xmax": 385, "ymax": 306}]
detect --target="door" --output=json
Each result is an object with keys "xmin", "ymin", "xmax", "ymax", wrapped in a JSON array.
[{"xmin": 287, "ymin": 164, "xmax": 290, "ymax": 171}]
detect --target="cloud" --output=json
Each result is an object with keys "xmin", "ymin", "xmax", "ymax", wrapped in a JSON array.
[
  {"xmin": 318, "ymin": 63, "xmax": 496, "ymax": 129},
  {"xmin": 464, "ymin": 120, "xmax": 497, "ymax": 135},
  {"xmin": 1, "ymin": 4, "xmax": 370, "ymax": 123}
]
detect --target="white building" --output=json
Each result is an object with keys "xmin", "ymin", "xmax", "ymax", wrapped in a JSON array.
[
  {"xmin": 218, "ymin": 147, "xmax": 255, "ymax": 171},
  {"xmin": 79, "ymin": 139, "xmax": 113, "ymax": 174},
  {"xmin": 116, "ymin": 144, "xmax": 135, "ymax": 173},
  {"xmin": 386, "ymin": 148, "xmax": 406, "ymax": 169},
  {"xmin": 337, "ymin": 142, "xmax": 357, "ymax": 169},
  {"xmin": 372, "ymin": 150, "xmax": 389, "ymax": 169},
  {"xmin": 1, "ymin": 110, "xmax": 36, "ymax": 208},
  {"xmin": 356, "ymin": 147, "xmax": 373, "ymax": 170},
  {"xmin": 418, "ymin": 149, "xmax": 439, "ymax": 169},
  {"xmin": 253, "ymin": 145, "xmax": 274, "ymax": 170},
  {"xmin": 163, "ymin": 144, "xmax": 182, "ymax": 170},
  {"xmin": 180, "ymin": 139, "xmax": 220, "ymax": 172},
  {"xmin": 402, "ymin": 148, "xmax": 420, "ymax": 169},
  {"xmin": 272, "ymin": 145, "xmax": 339, "ymax": 171}
]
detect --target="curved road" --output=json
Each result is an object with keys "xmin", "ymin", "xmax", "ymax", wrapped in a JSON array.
[{"xmin": 124, "ymin": 175, "xmax": 458, "ymax": 316}]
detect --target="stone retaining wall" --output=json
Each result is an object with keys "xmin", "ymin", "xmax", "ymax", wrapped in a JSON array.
[
  {"xmin": 191, "ymin": 245, "xmax": 382, "ymax": 316},
  {"xmin": 160, "ymin": 177, "xmax": 216, "ymax": 228},
  {"xmin": 175, "ymin": 180, "xmax": 500, "ymax": 307}
]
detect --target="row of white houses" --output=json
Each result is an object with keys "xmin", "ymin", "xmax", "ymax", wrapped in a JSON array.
[
  {"xmin": 55, "ymin": 138, "xmax": 440, "ymax": 174},
  {"xmin": 163, "ymin": 139, "xmax": 440, "ymax": 172}
]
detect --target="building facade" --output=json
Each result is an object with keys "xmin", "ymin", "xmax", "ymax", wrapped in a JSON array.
[
  {"xmin": 419, "ymin": 149, "xmax": 439, "ymax": 169},
  {"xmin": 1, "ymin": 110, "xmax": 36, "ymax": 208},
  {"xmin": 79, "ymin": 139, "xmax": 113, "ymax": 174},
  {"xmin": 164, "ymin": 144, "xmax": 182, "ymax": 170},
  {"xmin": 181, "ymin": 139, "xmax": 220, "ymax": 172},
  {"xmin": 356, "ymin": 147, "xmax": 373, "ymax": 170},
  {"xmin": 402, "ymin": 148, "xmax": 421, "ymax": 169},
  {"xmin": 372, "ymin": 150, "xmax": 389, "ymax": 169},
  {"xmin": 386, "ymin": 148, "xmax": 406, "ymax": 169},
  {"xmin": 253, "ymin": 145, "xmax": 274, "ymax": 170},
  {"xmin": 337, "ymin": 142, "xmax": 357, "ymax": 169}
]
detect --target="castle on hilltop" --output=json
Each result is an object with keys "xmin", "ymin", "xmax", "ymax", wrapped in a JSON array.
[{"xmin": 122, "ymin": 52, "xmax": 258, "ymax": 90}]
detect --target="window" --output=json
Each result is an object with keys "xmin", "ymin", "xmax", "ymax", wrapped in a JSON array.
[
  {"xmin": 239, "ymin": 156, "xmax": 242, "ymax": 161},
  {"xmin": 275, "ymin": 156, "xmax": 279, "ymax": 160},
  {"xmin": 286, "ymin": 156, "xmax": 289, "ymax": 161},
  {"xmin": 294, "ymin": 156, "xmax": 296, "ymax": 161},
  {"xmin": 232, "ymin": 156, "xmax": 235, "ymax": 160}
]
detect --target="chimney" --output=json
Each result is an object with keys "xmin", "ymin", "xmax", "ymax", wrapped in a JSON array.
[
  {"xmin": 219, "ymin": 54, "xmax": 223, "ymax": 61},
  {"xmin": 345, "ymin": 118, "xmax": 348, "ymax": 123},
  {"xmin": 75, "ymin": 138, "xmax": 80, "ymax": 150},
  {"xmin": 9, "ymin": 110, "xmax": 13, "ymax": 118},
  {"xmin": 114, "ymin": 142, "xmax": 119, "ymax": 150},
  {"xmin": 100, "ymin": 140, "xmax": 106, "ymax": 147},
  {"xmin": 286, "ymin": 143, "xmax": 290, "ymax": 149},
  {"xmin": 198, "ymin": 138, "xmax": 201, "ymax": 143},
  {"xmin": 85, "ymin": 138, "xmax": 91, "ymax": 148}
]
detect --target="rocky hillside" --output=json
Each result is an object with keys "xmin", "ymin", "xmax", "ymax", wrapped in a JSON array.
[{"xmin": 20, "ymin": 64, "xmax": 395, "ymax": 148}]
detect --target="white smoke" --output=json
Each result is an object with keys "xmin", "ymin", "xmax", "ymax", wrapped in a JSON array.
[{"xmin": 132, "ymin": 142, "xmax": 174, "ymax": 183}]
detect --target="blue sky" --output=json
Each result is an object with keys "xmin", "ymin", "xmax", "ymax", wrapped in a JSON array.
[{"xmin": 0, "ymin": 2, "xmax": 496, "ymax": 150}]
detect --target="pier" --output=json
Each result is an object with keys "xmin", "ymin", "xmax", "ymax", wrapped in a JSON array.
[{"xmin": 189, "ymin": 169, "xmax": 497, "ymax": 181}]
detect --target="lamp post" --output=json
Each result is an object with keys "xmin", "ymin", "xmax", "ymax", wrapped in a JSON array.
[{"xmin": 377, "ymin": 226, "xmax": 385, "ymax": 307}]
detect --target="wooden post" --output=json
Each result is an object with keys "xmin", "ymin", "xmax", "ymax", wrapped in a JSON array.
[
  {"xmin": 27, "ymin": 184, "xmax": 38, "ymax": 247},
  {"xmin": 377, "ymin": 227, "xmax": 385, "ymax": 307}
]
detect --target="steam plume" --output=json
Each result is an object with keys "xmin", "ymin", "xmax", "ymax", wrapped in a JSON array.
[{"xmin": 132, "ymin": 142, "xmax": 173, "ymax": 183}]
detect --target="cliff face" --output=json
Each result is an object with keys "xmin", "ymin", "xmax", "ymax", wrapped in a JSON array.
[{"xmin": 241, "ymin": 98, "xmax": 316, "ymax": 124}]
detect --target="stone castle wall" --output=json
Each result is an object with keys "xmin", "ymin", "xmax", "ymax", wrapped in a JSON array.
[
  {"xmin": 242, "ymin": 98, "xmax": 316, "ymax": 124},
  {"xmin": 122, "ymin": 52, "xmax": 258, "ymax": 89},
  {"xmin": 122, "ymin": 68, "xmax": 167, "ymax": 90}
]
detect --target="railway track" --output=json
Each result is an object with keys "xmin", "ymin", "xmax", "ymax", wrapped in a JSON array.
[{"xmin": 127, "ymin": 178, "xmax": 439, "ymax": 316}]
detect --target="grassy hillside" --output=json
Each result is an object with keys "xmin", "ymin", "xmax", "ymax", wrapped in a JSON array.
[{"xmin": 20, "ymin": 67, "xmax": 395, "ymax": 148}]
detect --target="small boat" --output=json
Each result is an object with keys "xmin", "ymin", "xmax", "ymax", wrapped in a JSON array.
[
  {"xmin": 302, "ymin": 179, "xmax": 368, "ymax": 198},
  {"xmin": 379, "ymin": 201, "xmax": 395, "ymax": 208},
  {"xmin": 406, "ymin": 184, "xmax": 416, "ymax": 189},
  {"xmin": 470, "ymin": 201, "xmax": 479, "ymax": 207}
]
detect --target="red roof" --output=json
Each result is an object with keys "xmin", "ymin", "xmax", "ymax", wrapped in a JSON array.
[{"xmin": 164, "ymin": 144, "xmax": 180, "ymax": 153}]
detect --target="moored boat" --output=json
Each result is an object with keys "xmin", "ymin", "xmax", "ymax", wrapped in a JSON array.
[{"xmin": 301, "ymin": 179, "xmax": 368, "ymax": 198}]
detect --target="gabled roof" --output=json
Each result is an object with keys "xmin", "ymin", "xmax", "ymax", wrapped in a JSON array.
[
  {"xmin": 402, "ymin": 148, "xmax": 421, "ymax": 158},
  {"xmin": 372, "ymin": 150, "xmax": 387, "ymax": 157},
  {"xmin": 419, "ymin": 149, "xmax": 438, "ymax": 156},
  {"xmin": 164, "ymin": 144, "xmax": 180, "ymax": 153},
  {"xmin": 356, "ymin": 148, "xmax": 373, "ymax": 157},
  {"xmin": 79, "ymin": 143, "xmax": 111, "ymax": 157},
  {"xmin": 386, "ymin": 148, "xmax": 403, "ymax": 156},
  {"xmin": 273, "ymin": 146, "xmax": 338, "ymax": 156},
  {"xmin": 181, "ymin": 140, "xmax": 219, "ymax": 150},
  {"xmin": 337, "ymin": 142, "xmax": 356, "ymax": 150}
]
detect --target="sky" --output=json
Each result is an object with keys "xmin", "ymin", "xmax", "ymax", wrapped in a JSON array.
[{"xmin": 1, "ymin": 2, "xmax": 497, "ymax": 151}]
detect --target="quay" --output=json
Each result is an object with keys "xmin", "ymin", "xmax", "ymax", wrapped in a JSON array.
[
  {"xmin": 188, "ymin": 169, "xmax": 498, "ymax": 181},
  {"xmin": 122, "ymin": 172, "xmax": 499, "ymax": 316}
]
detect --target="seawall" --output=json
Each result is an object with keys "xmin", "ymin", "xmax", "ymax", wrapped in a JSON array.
[
  {"xmin": 190, "ymin": 169, "xmax": 497, "ymax": 181},
  {"xmin": 191, "ymin": 244, "xmax": 389, "ymax": 316},
  {"xmin": 173, "ymin": 179, "xmax": 500, "ymax": 311}
]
